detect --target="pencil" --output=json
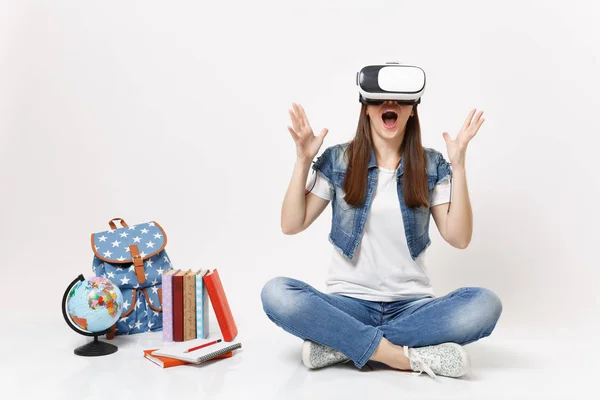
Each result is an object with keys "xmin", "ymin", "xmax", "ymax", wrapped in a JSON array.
[{"xmin": 183, "ymin": 339, "xmax": 222, "ymax": 353}]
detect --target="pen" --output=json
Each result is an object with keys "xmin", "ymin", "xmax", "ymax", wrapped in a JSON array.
[{"xmin": 183, "ymin": 339, "xmax": 222, "ymax": 353}]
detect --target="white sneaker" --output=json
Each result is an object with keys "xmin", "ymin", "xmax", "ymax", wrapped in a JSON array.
[
  {"xmin": 404, "ymin": 342, "xmax": 470, "ymax": 379},
  {"xmin": 302, "ymin": 340, "xmax": 350, "ymax": 369}
]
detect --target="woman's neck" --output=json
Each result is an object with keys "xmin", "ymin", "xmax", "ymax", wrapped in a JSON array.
[{"xmin": 371, "ymin": 133, "xmax": 404, "ymax": 170}]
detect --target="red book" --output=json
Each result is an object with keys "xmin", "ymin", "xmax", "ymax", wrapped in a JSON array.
[
  {"xmin": 203, "ymin": 269, "xmax": 238, "ymax": 341},
  {"xmin": 172, "ymin": 270, "xmax": 187, "ymax": 342}
]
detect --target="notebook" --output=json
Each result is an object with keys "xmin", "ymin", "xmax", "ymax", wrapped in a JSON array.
[
  {"xmin": 203, "ymin": 269, "xmax": 238, "ymax": 341},
  {"xmin": 144, "ymin": 349, "xmax": 189, "ymax": 368},
  {"xmin": 143, "ymin": 348, "xmax": 233, "ymax": 369},
  {"xmin": 152, "ymin": 337, "xmax": 242, "ymax": 364}
]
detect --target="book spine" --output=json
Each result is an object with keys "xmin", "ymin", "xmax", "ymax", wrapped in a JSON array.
[
  {"xmin": 162, "ymin": 273, "xmax": 175, "ymax": 342},
  {"xmin": 183, "ymin": 273, "xmax": 197, "ymax": 341},
  {"xmin": 203, "ymin": 269, "xmax": 238, "ymax": 342},
  {"xmin": 195, "ymin": 275, "xmax": 207, "ymax": 339},
  {"xmin": 203, "ymin": 278, "xmax": 209, "ymax": 338},
  {"xmin": 172, "ymin": 274, "xmax": 184, "ymax": 342}
]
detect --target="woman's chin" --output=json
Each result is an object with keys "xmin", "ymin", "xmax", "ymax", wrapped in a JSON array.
[{"xmin": 376, "ymin": 126, "xmax": 401, "ymax": 138}]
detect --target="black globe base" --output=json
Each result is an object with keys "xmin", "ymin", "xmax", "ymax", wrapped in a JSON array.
[{"xmin": 74, "ymin": 336, "xmax": 118, "ymax": 357}]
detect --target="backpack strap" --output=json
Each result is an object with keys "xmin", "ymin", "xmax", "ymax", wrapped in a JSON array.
[
  {"xmin": 128, "ymin": 245, "xmax": 146, "ymax": 285},
  {"xmin": 143, "ymin": 288, "xmax": 163, "ymax": 312},
  {"xmin": 120, "ymin": 289, "xmax": 137, "ymax": 318},
  {"xmin": 108, "ymin": 218, "xmax": 129, "ymax": 230}
]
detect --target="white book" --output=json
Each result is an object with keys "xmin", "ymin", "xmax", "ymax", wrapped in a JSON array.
[{"xmin": 152, "ymin": 337, "xmax": 242, "ymax": 364}]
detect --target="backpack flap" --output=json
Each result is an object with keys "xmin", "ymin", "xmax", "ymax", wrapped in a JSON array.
[{"xmin": 91, "ymin": 220, "xmax": 167, "ymax": 285}]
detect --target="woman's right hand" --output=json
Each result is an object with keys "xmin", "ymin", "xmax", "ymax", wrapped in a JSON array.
[{"xmin": 288, "ymin": 102, "xmax": 329, "ymax": 164}]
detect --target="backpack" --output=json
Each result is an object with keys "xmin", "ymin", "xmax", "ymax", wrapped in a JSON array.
[{"xmin": 91, "ymin": 218, "xmax": 174, "ymax": 338}]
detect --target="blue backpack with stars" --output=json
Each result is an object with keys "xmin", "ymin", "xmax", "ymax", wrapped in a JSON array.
[{"xmin": 91, "ymin": 218, "xmax": 174, "ymax": 338}]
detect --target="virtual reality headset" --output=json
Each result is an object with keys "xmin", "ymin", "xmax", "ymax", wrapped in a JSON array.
[{"xmin": 357, "ymin": 62, "xmax": 426, "ymax": 105}]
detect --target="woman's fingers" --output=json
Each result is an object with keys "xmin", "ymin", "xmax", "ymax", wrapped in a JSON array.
[
  {"xmin": 288, "ymin": 109, "xmax": 298, "ymax": 131},
  {"xmin": 472, "ymin": 110, "xmax": 484, "ymax": 126},
  {"xmin": 292, "ymin": 103, "xmax": 312, "ymax": 135},
  {"xmin": 289, "ymin": 109, "xmax": 301, "ymax": 133},
  {"xmin": 469, "ymin": 111, "xmax": 484, "ymax": 136},
  {"xmin": 290, "ymin": 102, "xmax": 318, "ymax": 139},
  {"xmin": 292, "ymin": 103, "xmax": 304, "ymax": 128},
  {"xmin": 462, "ymin": 108, "xmax": 476, "ymax": 132},
  {"xmin": 288, "ymin": 126, "xmax": 299, "ymax": 142},
  {"xmin": 291, "ymin": 103, "xmax": 306, "ymax": 133},
  {"xmin": 298, "ymin": 104, "xmax": 309, "ymax": 127},
  {"xmin": 473, "ymin": 117, "xmax": 485, "ymax": 137}
]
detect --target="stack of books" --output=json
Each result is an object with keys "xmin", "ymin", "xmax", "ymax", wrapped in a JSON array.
[{"xmin": 143, "ymin": 268, "xmax": 240, "ymax": 368}]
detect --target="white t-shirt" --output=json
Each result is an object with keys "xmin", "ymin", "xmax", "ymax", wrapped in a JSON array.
[{"xmin": 306, "ymin": 167, "xmax": 452, "ymax": 302}]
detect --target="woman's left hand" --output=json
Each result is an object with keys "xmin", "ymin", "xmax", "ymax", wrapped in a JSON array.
[{"xmin": 442, "ymin": 108, "xmax": 485, "ymax": 167}]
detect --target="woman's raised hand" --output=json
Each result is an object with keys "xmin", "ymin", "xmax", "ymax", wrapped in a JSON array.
[
  {"xmin": 442, "ymin": 108, "xmax": 485, "ymax": 167},
  {"xmin": 288, "ymin": 102, "xmax": 328, "ymax": 163}
]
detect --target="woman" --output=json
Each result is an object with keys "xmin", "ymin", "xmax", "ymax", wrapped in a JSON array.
[{"xmin": 261, "ymin": 97, "xmax": 502, "ymax": 379}]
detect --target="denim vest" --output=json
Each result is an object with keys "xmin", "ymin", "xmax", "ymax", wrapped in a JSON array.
[{"xmin": 312, "ymin": 142, "xmax": 452, "ymax": 261}]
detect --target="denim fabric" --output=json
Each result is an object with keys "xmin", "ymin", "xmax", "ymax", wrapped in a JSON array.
[
  {"xmin": 261, "ymin": 277, "xmax": 502, "ymax": 369},
  {"xmin": 312, "ymin": 142, "xmax": 453, "ymax": 261}
]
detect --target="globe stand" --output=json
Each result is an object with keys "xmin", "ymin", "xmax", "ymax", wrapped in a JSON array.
[
  {"xmin": 74, "ymin": 335, "xmax": 118, "ymax": 357},
  {"xmin": 62, "ymin": 274, "xmax": 120, "ymax": 357}
]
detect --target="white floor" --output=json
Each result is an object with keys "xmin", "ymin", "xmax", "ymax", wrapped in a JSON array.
[{"xmin": 3, "ymin": 314, "xmax": 597, "ymax": 400}]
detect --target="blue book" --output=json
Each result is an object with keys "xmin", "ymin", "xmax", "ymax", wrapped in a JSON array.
[{"xmin": 195, "ymin": 270, "xmax": 210, "ymax": 339}]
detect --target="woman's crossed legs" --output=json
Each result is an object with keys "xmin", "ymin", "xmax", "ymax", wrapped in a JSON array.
[{"xmin": 261, "ymin": 277, "xmax": 502, "ymax": 370}]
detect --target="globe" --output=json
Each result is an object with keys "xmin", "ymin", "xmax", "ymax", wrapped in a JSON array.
[
  {"xmin": 62, "ymin": 274, "xmax": 124, "ymax": 356},
  {"xmin": 67, "ymin": 276, "xmax": 124, "ymax": 332}
]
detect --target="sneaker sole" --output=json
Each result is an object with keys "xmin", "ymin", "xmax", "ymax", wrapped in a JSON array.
[
  {"xmin": 302, "ymin": 340, "xmax": 317, "ymax": 369},
  {"xmin": 442, "ymin": 342, "xmax": 471, "ymax": 377},
  {"xmin": 301, "ymin": 340, "xmax": 349, "ymax": 369}
]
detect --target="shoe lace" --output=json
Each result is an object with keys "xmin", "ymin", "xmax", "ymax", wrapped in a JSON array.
[{"xmin": 404, "ymin": 346, "xmax": 441, "ymax": 380}]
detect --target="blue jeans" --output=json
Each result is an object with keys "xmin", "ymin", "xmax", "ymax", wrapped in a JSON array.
[{"xmin": 261, "ymin": 277, "xmax": 502, "ymax": 369}]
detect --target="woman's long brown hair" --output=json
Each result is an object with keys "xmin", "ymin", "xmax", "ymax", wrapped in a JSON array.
[{"xmin": 343, "ymin": 104, "xmax": 429, "ymax": 209}]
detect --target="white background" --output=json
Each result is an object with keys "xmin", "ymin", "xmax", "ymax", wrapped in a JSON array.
[{"xmin": 1, "ymin": 1, "xmax": 599, "ymax": 398}]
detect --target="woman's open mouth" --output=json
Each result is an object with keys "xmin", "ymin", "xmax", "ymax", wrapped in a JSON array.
[{"xmin": 381, "ymin": 110, "xmax": 398, "ymax": 130}]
